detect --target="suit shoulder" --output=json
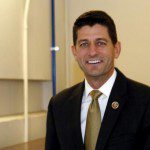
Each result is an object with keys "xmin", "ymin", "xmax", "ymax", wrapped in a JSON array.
[
  {"xmin": 50, "ymin": 82, "xmax": 84, "ymax": 104},
  {"xmin": 127, "ymin": 78, "xmax": 150, "ymax": 96}
]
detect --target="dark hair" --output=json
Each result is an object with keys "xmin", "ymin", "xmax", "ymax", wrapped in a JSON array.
[{"xmin": 73, "ymin": 10, "xmax": 118, "ymax": 45}]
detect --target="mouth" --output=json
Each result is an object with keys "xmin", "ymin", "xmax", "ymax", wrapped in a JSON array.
[{"xmin": 87, "ymin": 59, "xmax": 102, "ymax": 64}]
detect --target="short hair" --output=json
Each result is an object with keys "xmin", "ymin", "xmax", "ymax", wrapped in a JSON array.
[{"xmin": 73, "ymin": 10, "xmax": 118, "ymax": 45}]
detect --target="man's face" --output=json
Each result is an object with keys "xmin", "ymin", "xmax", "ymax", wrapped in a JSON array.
[{"xmin": 72, "ymin": 24, "xmax": 121, "ymax": 80}]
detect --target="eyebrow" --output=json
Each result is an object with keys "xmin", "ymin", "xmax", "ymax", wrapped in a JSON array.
[
  {"xmin": 96, "ymin": 38, "xmax": 108, "ymax": 42},
  {"xmin": 77, "ymin": 38, "xmax": 108, "ymax": 44},
  {"xmin": 77, "ymin": 39, "xmax": 88, "ymax": 44}
]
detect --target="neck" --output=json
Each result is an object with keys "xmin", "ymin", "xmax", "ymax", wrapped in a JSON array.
[{"xmin": 86, "ymin": 69, "xmax": 114, "ymax": 89}]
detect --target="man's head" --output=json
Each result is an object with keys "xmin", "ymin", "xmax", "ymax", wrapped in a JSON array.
[
  {"xmin": 73, "ymin": 10, "xmax": 117, "ymax": 46},
  {"xmin": 71, "ymin": 10, "xmax": 121, "ymax": 88}
]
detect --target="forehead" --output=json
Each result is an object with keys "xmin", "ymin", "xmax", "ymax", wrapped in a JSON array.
[{"xmin": 77, "ymin": 24, "xmax": 110, "ymax": 41}]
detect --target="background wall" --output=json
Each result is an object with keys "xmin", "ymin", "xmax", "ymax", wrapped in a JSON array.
[
  {"xmin": 64, "ymin": 0, "xmax": 150, "ymax": 86},
  {"xmin": 0, "ymin": 0, "xmax": 52, "ymax": 148},
  {"xmin": 0, "ymin": 0, "xmax": 67, "ymax": 148}
]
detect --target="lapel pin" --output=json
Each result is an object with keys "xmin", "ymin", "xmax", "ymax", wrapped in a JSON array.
[{"xmin": 111, "ymin": 101, "xmax": 119, "ymax": 110}]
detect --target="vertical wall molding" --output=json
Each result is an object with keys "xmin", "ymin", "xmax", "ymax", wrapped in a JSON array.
[
  {"xmin": 64, "ymin": 0, "xmax": 71, "ymax": 87},
  {"xmin": 23, "ymin": 0, "xmax": 30, "ymax": 142}
]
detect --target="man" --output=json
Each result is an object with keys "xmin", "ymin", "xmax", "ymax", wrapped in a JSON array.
[{"xmin": 45, "ymin": 10, "xmax": 150, "ymax": 150}]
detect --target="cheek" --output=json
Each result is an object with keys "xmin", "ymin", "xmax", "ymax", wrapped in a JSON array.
[
  {"xmin": 102, "ymin": 52, "xmax": 115, "ymax": 63},
  {"xmin": 101, "ymin": 50, "xmax": 113, "ymax": 58},
  {"xmin": 75, "ymin": 53, "xmax": 83, "ymax": 63},
  {"xmin": 76, "ymin": 51, "xmax": 86, "ymax": 59}
]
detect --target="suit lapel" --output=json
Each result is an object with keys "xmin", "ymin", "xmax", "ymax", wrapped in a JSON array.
[
  {"xmin": 62, "ymin": 82, "xmax": 85, "ymax": 149},
  {"xmin": 96, "ymin": 69, "xmax": 128, "ymax": 150}
]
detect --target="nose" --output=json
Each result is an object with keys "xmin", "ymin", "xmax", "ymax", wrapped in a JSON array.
[{"xmin": 89, "ymin": 44, "xmax": 97, "ymax": 56}]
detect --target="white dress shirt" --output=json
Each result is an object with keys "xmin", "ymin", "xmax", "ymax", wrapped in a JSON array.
[{"xmin": 80, "ymin": 70, "xmax": 117, "ymax": 141}]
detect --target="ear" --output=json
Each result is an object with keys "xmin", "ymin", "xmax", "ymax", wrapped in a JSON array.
[
  {"xmin": 114, "ymin": 41, "xmax": 121, "ymax": 59},
  {"xmin": 71, "ymin": 45, "xmax": 78, "ymax": 59}
]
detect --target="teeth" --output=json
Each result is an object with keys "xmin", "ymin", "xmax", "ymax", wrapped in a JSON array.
[{"xmin": 88, "ymin": 60, "xmax": 100, "ymax": 64}]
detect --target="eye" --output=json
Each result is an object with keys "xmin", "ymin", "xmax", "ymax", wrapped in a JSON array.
[
  {"xmin": 80, "ymin": 42, "xmax": 89, "ymax": 48},
  {"xmin": 96, "ymin": 41, "xmax": 107, "ymax": 47}
]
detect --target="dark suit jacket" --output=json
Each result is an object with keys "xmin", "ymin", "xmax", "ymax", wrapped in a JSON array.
[{"xmin": 45, "ymin": 69, "xmax": 150, "ymax": 150}]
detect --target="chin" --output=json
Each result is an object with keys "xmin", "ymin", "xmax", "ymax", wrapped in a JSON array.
[{"xmin": 86, "ymin": 71, "xmax": 104, "ymax": 77}]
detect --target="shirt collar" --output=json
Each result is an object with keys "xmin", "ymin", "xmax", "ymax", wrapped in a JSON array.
[{"xmin": 84, "ymin": 69, "xmax": 117, "ymax": 98}]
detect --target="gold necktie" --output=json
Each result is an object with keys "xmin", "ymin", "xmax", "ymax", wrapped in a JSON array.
[{"xmin": 85, "ymin": 90, "xmax": 102, "ymax": 150}]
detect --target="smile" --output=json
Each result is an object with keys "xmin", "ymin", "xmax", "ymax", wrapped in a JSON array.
[{"xmin": 87, "ymin": 60, "xmax": 101, "ymax": 64}]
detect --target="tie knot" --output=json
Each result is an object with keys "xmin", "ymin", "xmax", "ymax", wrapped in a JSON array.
[{"xmin": 90, "ymin": 90, "xmax": 102, "ymax": 100}]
